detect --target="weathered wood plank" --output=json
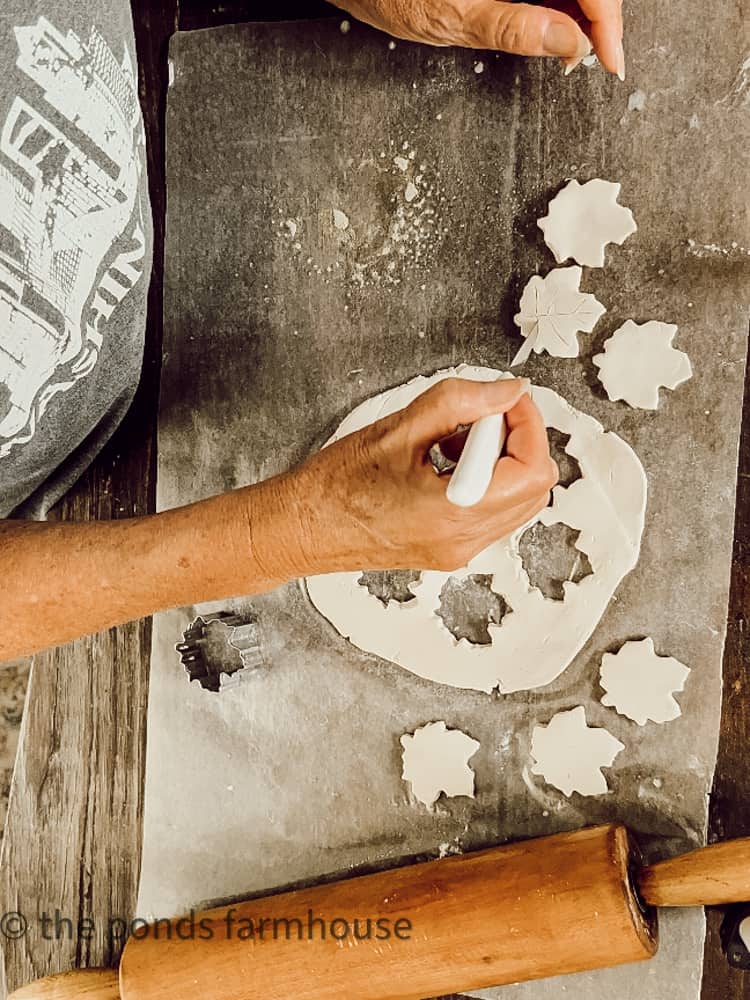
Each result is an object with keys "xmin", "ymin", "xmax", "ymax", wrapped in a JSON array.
[
  {"xmin": 702, "ymin": 345, "xmax": 750, "ymax": 998},
  {"xmin": 0, "ymin": 0, "xmax": 176, "ymax": 992}
]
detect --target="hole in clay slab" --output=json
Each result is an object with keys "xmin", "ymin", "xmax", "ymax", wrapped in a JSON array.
[
  {"xmin": 547, "ymin": 428, "xmax": 582, "ymax": 489},
  {"xmin": 518, "ymin": 523, "xmax": 593, "ymax": 602},
  {"xmin": 358, "ymin": 570, "xmax": 421, "ymax": 606},
  {"xmin": 176, "ymin": 613, "xmax": 262, "ymax": 692},
  {"xmin": 436, "ymin": 574, "xmax": 510, "ymax": 645}
]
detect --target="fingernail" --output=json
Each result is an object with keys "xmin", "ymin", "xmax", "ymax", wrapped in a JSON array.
[
  {"xmin": 517, "ymin": 377, "xmax": 532, "ymax": 395},
  {"xmin": 543, "ymin": 22, "xmax": 590, "ymax": 58},
  {"xmin": 616, "ymin": 41, "xmax": 626, "ymax": 81},
  {"xmin": 563, "ymin": 56, "xmax": 582, "ymax": 76}
]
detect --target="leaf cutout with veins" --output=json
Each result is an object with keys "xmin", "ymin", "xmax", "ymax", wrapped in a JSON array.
[{"xmin": 512, "ymin": 266, "xmax": 606, "ymax": 365}]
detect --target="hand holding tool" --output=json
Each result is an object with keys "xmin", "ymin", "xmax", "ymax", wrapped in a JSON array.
[{"xmin": 445, "ymin": 412, "xmax": 506, "ymax": 508}]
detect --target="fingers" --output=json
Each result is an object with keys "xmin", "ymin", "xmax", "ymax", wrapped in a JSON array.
[
  {"xmin": 437, "ymin": 490, "xmax": 551, "ymax": 570},
  {"xmin": 425, "ymin": 393, "xmax": 556, "ymax": 510},
  {"xmin": 576, "ymin": 0, "xmax": 624, "ymax": 77},
  {"xmin": 417, "ymin": 391, "xmax": 556, "ymax": 512},
  {"xmin": 485, "ymin": 453, "xmax": 557, "ymax": 509},
  {"xmin": 436, "ymin": 426, "xmax": 469, "ymax": 464},
  {"xmin": 465, "ymin": 1, "xmax": 591, "ymax": 59},
  {"xmin": 406, "ymin": 376, "xmax": 530, "ymax": 450},
  {"xmin": 483, "ymin": 394, "xmax": 557, "ymax": 507},
  {"xmin": 503, "ymin": 392, "xmax": 551, "ymax": 461}
]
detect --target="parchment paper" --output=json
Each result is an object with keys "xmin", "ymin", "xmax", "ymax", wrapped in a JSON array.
[{"xmin": 138, "ymin": 13, "xmax": 749, "ymax": 998}]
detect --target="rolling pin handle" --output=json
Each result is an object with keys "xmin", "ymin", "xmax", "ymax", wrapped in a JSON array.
[
  {"xmin": 636, "ymin": 836, "xmax": 750, "ymax": 908},
  {"xmin": 7, "ymin": 968, "xmax": 120, "ymax": 999}
]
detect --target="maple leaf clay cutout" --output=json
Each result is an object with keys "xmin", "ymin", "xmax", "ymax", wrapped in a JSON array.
[
  {"xmin": 593, "ymin": 320, "xmax": 693, "ymax": 409},
  {"xmin": 600, "ymin": 637, "xmax": 690, "ymax": 726},
  {"xmin": 511, "ymin": 265, "xmax": 606, "ymax": 366},
  {"xmin": 400, "ymin": 721, "xmax": 480, "ymax": 808},
  {"xmin": 538, "ymin": 179, "xmax": 637, "ymax": 267},
  {"xmin": 530, "ymin": 706, "xmax": 624, "ymax": 797}
]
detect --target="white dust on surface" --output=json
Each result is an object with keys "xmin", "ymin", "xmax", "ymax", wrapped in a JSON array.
[
  {"xmin": 273, "ymin": 138, "xmax": 448, "ymax": 293},
  {"xmin": 333, "ymin": 209, "xmax": 350, "ymax": 231},
  {"xmin": 686, "ymin": 238, "xmax": 750, "ymax": 258},
  {"xmin": 627, "ymin": 89, "xmax": 647, "ymax": 111}
]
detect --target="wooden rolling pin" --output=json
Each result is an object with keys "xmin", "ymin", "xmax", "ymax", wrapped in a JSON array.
[{"xmin": 11, "ymin": 825, "xmax": 750, "ymax": 1000}]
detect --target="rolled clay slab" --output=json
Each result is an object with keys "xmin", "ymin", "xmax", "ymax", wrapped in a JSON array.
[{"xmin": 305, "ymin": 365, "xmax": 648, "ymax": 693}]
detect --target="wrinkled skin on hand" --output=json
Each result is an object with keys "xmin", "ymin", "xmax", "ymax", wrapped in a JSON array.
[
  {"xmin": 266, "ymin": 377, "xmax": 558, "ymax": 578},
  {"xmin": 334, "ymin": 0, "xmax": 625, "ymax": 78}
]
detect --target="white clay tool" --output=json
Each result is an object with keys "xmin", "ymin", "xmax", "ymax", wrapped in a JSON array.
[
  {"xmin": 446, "ymin": 412, "xmax": 506, "ymax": 508},
  {"xmin": 510, "ymin": 331, "xmax": 538, "ymax": 368}
]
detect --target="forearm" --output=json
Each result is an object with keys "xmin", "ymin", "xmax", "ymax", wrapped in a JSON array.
[{"xmin": 0, "ymin": 475, "xmax": 306, "ymax": 662}]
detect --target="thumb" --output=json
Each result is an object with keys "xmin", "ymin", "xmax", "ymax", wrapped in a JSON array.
[
  {"xmin": 406, "ymin": 376, "xmax": 530, "ymax": 448},
  {"xmin": 466, "ymin": 1, "xmax": 592, "ymax": 58}
]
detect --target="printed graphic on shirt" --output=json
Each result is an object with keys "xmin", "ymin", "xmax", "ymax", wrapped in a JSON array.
[{"xmin": 0, "ymin": 16, "xmax": 147, "ymax": 459}]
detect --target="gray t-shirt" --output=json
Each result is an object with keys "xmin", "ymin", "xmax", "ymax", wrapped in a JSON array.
[{"xmin": 0, "ymin": 0, "xmax": 152, "ymax": 518}]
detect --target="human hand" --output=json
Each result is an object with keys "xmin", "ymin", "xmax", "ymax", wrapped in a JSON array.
[
  {"xmin": 334, "ymin": 0, "xmax": 625, "ymax": 79},
  {"xmin": 0, "ymin": 378, "xmax": 555, "ymax": 659},
  {"xmin": 266, "ymin": 377, "xmax": 557, "ymax": 578}
]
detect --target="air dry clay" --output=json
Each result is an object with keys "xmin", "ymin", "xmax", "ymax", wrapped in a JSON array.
[
  {"xmin": 307, "ymin": 175, "xmax": 697, "ymax": 804},
  {"xmin": 306, "ymin": 363, "xmax": 648, "ymax": 697}
]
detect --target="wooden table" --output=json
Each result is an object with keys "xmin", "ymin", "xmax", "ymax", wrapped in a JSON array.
[{"xmin": 0, "ymin": 3, "xmax": 747, "ymax": 998}]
